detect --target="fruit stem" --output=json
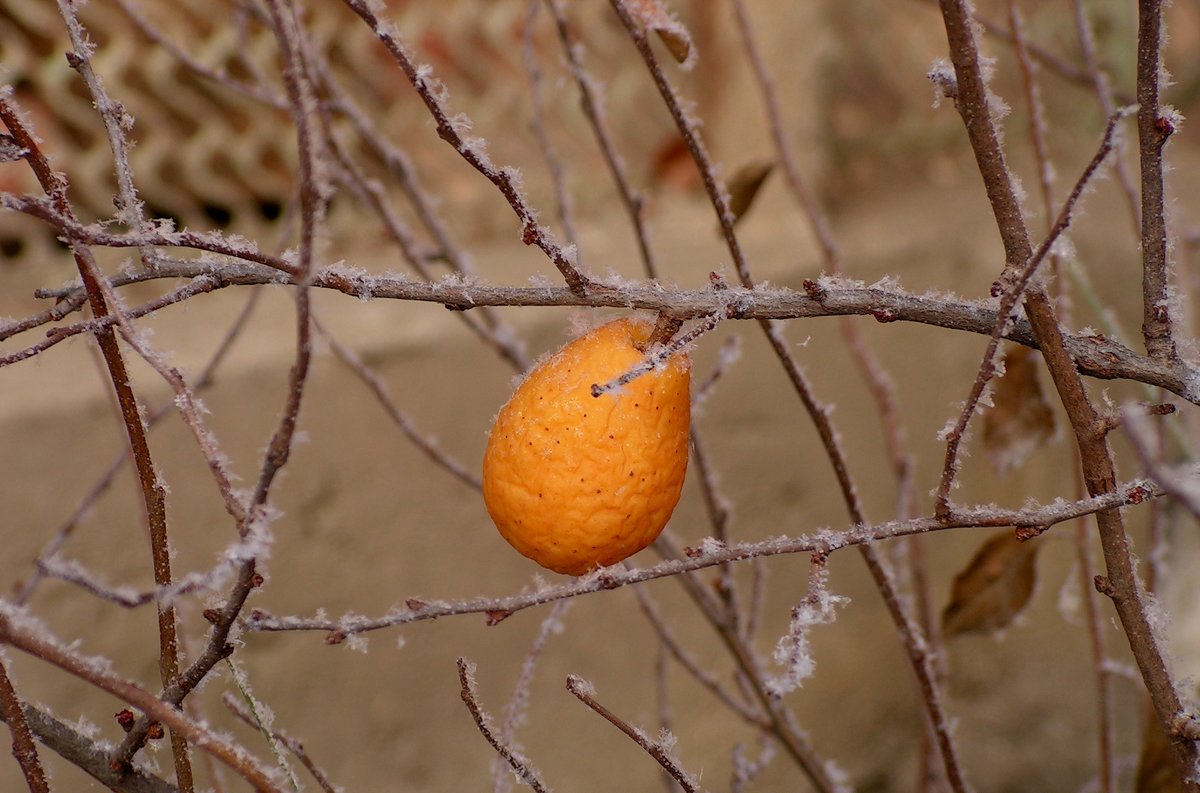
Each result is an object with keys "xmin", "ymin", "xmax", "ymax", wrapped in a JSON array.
[{"xmin": 643, "ymin": 313, "xmax": 683, "ymax": 350}]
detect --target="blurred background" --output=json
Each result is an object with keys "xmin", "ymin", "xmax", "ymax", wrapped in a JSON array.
[{"xmin": 2, "ymin": 1, "xmax": 1200, "ymax": 790}]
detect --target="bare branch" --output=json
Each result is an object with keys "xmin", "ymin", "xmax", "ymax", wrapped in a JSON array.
[
  {"xmin": 0, "ymin": 658, "xmax": 50, "ymax": 793},
  {"xmin": 0, "ymin": 701, "xmax": 176, "ymax": 793},
  {"xmin": 223, "ymin": 693, "xmax": 338, "ymax": 793},
  {"xmin": 934, "ymin": 109, "xmax": 1128, "ymax": 517},
  {"xmin": 566, "ymin": 674, "xmax": 705, "ymax": 793},
  {"xmin": 0, "ymin": 606, "xmax": 284, "ymax": 792},
  {"xmin": 11, "ymin": 253, "xmax": 1198, "ymax": 405},
  {"xmin": 340, "ymin": 0, "xmax": 594, "ymax": 295},
  {"xmin": 457, "ymin": 658, "xmax": 553, "ymax": 793},
  {"xmin": 243, "ymin": 478, "xmax": 1163, "ymax": 637},
  {"xmin": 1136, "ymin": 0, "xmax": 1179, "ymax": 363}
]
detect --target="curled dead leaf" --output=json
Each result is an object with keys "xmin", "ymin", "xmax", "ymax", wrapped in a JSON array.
[
  {"xmin": 654, "ymin": 26, "xmax": 691, "ymax": 63},
  {"xmin": 982, "ymin": 345, "xmax": 1056, "ymax": 474},
  {"xmin": 942, "ymin": 529, "xmax": 1041, "ymax": 637},
  {"xmin": 726, "ymin": 159, "xmax": 774, "ymax": 227},
  {"xmin": 626, "ymin": 0, "xmax": 693, "ymax": 64}
]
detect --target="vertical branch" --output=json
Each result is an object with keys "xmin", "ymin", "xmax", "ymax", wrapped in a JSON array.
[
  {"xmin": 543, "ymin": 0, "xmax": 659, "ymax": 279},
  {"xmin": 1136, "ymin": 0, "xmax": 1178, "ymax": 363},
  {"xmin": 340, "ymin": 0, "xmax": 593, "ymax": 295},
  {"xmin": 457, "ymin": 659, "xmax": 554, "ymax": 793},
  {"xmin": 0, "ymin": 609, "xmax": 284, "ymax": 793},
  {"xmin": 521, "ymin": 0, "xmax": 582, "ymax": 258},
  {"xmin": 1069, "ymin": 0, "xmax": 1141, "ymax": 233},
  {"xmin": 493, "ymin": 600, "xmax": 571, "ymax": 793},
  {"xmin": 935, "ymin": 2, "xmax": 1200, "ymax": 787},
  {"xmin": 0, "ymin": 659, "xmax": 50, "ymax": 793},
  {"xmin": 611, "ymin": 2, "xmax": 968, "ymax": 787},
  {"xmin": 566, "ymin": 674, "xmax": 705, "ymax": 793},
  {"xmin": 48, "ymin": 2, "xmax": 194, "ymax": 783},
  {"xmin": 0, "ymin": 94, "xmax": 195, "ymax": 792},
  {"xmin": 1006, "ymin": 6, "xmax": 1115, "ymax": 791}
]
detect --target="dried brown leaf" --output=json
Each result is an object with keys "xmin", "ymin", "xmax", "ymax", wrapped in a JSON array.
[
  {"xmin": 726, "ymin": 160, "xmax": 774, "ymax": 227},
  {"xmin": 626, "ymin": 0, "xmax": 693, "ymax": 63},
  {"xmin": 649, "ymin": 135, "xmax": 699, "ymax": 192},
  {"xmin": 1136, "ymin": 713, "xmax": 1188, "ymax": 793},
  {"xmin": 982, "ymin": 345, "xmax": 1056, "ymax": 474},
  {"xmin": 654, "ymin": 26, "xmax": 691, "ymax": 63},
  {"xmin": 942, "ymin": 530, "xmax": 1041, "ymax": 637}
]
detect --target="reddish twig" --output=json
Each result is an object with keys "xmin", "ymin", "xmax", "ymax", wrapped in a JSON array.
[
  {"xmin": 457, "ymin": 658, "xmax": 553, "ymax": 793},
  {"xmin": 0, "ymin": 659, "xmax": 50, "ymax": 793},
  {"xmin": 933, "ymin": 109, "xmax": 1127, "ymax": 518},
  {"xmin": 1136, "ymin": 0, "xmax": 1179, "ymax": 363},
  {"xmin": 566, "ymin": 674, "xmax": 705, "ymax": 793},
  {"xmin": 0, "ymin": 90, "xmax": 195, "ymax": 791},
  {"xmin": 543, "ymin": 0, "xmax": 659, "ymax": 279},
  {"xmin": 316, "ymin": 319, "xmax": 482, "ymax": 491},
  {"xmin": 340, "ymin": 0, "xmax": 594, "ymax": 296},
  {"xmin": 0, "ymin": 607, "xmax": 284, "ymax": 792}
]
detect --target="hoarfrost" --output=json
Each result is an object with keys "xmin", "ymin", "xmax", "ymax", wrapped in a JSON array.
[
  {"xmin": 766, "ymin": 566, "xmax": 848, "ymax": 696},
  {"xmin": 927, "ymin": 57, "xmax": 957, "ymax": 108}
]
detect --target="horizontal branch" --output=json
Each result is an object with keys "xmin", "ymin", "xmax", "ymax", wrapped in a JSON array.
[
  {"xmin": 14, "ymin": 256, "xmax": 1200, "ymax": 406},
  {"xmin": 0, "ymin": 703, "xmax": 176, "ymax": 793},
  {"xmin": 242, "ymin": 479, "xmax": 1162, "ymax": 637}
]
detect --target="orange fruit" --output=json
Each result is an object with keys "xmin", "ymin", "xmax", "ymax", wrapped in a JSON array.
[{"xmin": 482, "ymin": 318, "xmax": 691, "ymax": 575}]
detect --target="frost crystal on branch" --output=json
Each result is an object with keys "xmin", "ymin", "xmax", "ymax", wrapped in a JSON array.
[{"xmin": 766, "ymin": 565, "xmax": 848, "ymax": 697}]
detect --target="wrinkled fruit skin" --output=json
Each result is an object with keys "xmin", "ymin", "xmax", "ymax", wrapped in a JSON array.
[{"xmin": 482, "ymin": 318, "xmax": 691, "ymax": 576}]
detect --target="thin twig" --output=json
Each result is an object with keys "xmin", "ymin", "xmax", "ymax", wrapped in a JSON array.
[
  {"xmin": 225, "ymin": 660, "xmax": 302, "ymax": 792},
  {"xmin": 933, "ymin": 109, "xmax": 1127, "ymax": 518},
  {"xmin": 340, "ymin": 0, "xmax": 594, "ymax": 295},
  {"xmin": 1125, "ymin": 411, "xmax": 1200, "ymax": 521},
  {"xmin": 1007, "ymin": 7, "xmax": 1115, "ymax": 790},
  {"xmin": 13, "ymin": 288, "xmax": 262, "ymax": 605},
  {"xmin": 630, "ymin": 584, "xmax": 768, "ymax": 729},
  {"xmin": 1069, "ymin": 0, "xmax": 1141, "ymax": 233},
  {"xmin": 935, "ymin": 1, "xmax": 1200, "ymax": 785},
  {"xmin": 457, "ymin": 658, "xmax": 553, "ymax": 793},
  {"xmin": 1136, "ymin": 0, "xmax": 1179, "ymax": 363},
  {"xmin": 0, "ymin": 90, "xmax": 195, "ymax": 791},
  {"xmin": 493, "ymin": 600, "xmax": 572, "ymax": 793},
  {"xmin": 566, "ymin": 674, "xmax": 706, "ymax": 793},
  {"xmin": 521, "ymin": 0, "xmax": 581, "ymax": 259},
  {"xmin": 543, "ymin": 0, "xmax": 659, "ymax": 279},
  {"xmin": 0, "ymin": 658, "xmax": 50, "ymax": 793},
  {"xmin": 224, "ymin": 694, "xmax": 337, "ymax": 793},
  {"xmin": 243, "ymin": 478, "xmax": 1164, "ymax": 636},
  {"xmin": 316, "ymin": 319, "xmax": 482, "ymax": 491},
  {"xmin": 0, "ymin": 607, "xmax": 284, "ymax": 792}
]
